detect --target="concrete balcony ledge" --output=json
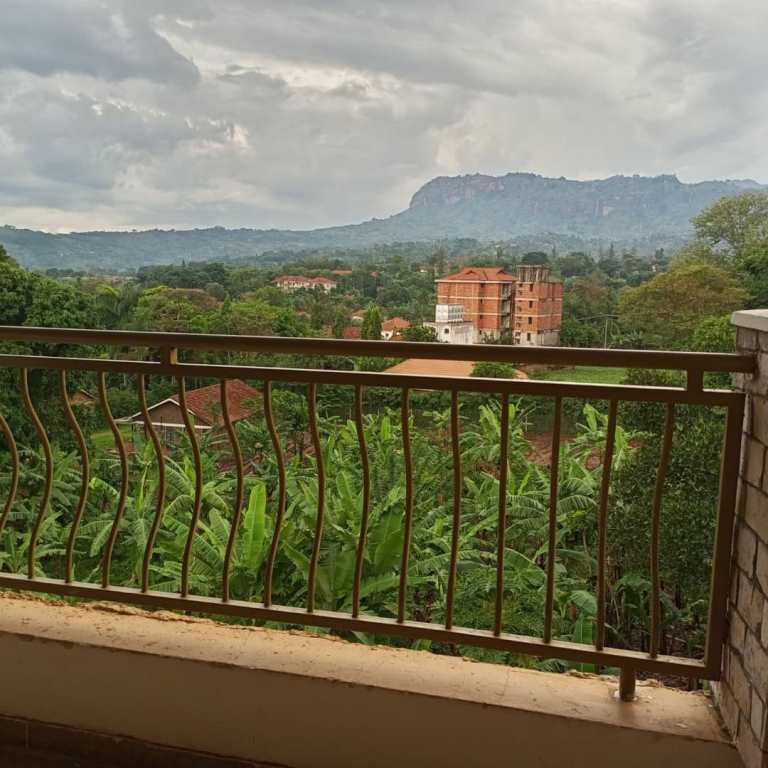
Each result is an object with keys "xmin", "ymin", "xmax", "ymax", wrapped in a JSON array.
[
  {"xmin": 0, "ymin": 593, "xmax": 738, "ymax": 768},
  {"xmin": 733, "ymin": 309, "xmax": 768, "ymax": 334}
]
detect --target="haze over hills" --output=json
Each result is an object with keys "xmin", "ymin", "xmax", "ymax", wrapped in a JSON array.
[{"xmin": 1, "ymin": 172, "xmax": 764, "ymax": 271}]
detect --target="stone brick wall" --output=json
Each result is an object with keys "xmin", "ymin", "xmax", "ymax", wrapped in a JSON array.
[{"xmin": 716, "ymin": 311, "xmax": 768, "ymax": 768}]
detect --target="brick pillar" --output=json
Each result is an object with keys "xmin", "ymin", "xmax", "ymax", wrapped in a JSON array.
[{"xmin": 715, "ymin": 310, "xmax": 768, "ymax": 768}]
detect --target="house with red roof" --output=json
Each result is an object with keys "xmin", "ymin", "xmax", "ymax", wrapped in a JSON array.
[
  {"xmin": 381, "ymin": 317, "xmax": 411, "ymax": 341},
  {"xmin": 121, "ymin": 380, "xmax": 261, "ymax": 441},
  {"xmin": 273, "ymin": 275, "xmax": 337, "ymax": 293}
]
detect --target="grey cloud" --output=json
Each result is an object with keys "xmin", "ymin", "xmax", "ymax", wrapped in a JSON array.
[
  {"xmin": 0, "ymin": 0, "xmax": 767, "ymax": 232},
  {"xmin": 0, "ymin": 0, "xmax": 199, "ymax": 85}
]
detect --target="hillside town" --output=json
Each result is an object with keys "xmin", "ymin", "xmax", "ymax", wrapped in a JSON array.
[{"xmin": 274, "ymin": 263, "xmax": 563, "ymax": 346}]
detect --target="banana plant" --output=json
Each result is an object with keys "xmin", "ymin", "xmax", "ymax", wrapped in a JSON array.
[{"xmin": 151, "ymin": 482, "xmax": 267, "ymax": 598}]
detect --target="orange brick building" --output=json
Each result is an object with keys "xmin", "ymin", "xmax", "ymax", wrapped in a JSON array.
[
  {"xmin": 436, "ymin": 265, "xmax": 562, "ymax": 345},
  {"xmin": 511, "ymin": 265, "xmax": 563, "ymax": 346},
  {"xmin": 436, "ymin": 267, "xmax": 515, "ymax": 341}
]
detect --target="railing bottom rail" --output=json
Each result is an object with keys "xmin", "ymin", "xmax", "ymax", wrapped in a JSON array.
[{"xmin": 0, "ymin": 572, "xmax": 708, "ymax": 679}]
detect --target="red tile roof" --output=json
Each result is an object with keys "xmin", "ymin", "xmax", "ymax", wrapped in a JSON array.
[
  {"xmin": 183, "ymin": 379, "xmax": 261, "ymax": 426},
  {"xmin": 438, "ymin": 266, "xmax": 517, "ymax": 282},
  {"xmin": 343, "ymin": 326, "xmax": 362, "ymax": 339},
  {"xmin": 382, "ymin": 317, "xmax": 411, "ymax": 332}
]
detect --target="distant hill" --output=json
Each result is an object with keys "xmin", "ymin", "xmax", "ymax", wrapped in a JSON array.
[{"xmin": 2, "ymin": 172, "xmax": 764, "ymax": 271}]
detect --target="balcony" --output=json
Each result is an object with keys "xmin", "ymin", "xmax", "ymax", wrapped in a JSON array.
[{"xmin": 0, "ymin": 319, "xmax": 765, "ymax": 768}]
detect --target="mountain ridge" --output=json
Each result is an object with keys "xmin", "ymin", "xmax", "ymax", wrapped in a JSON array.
[{"xmin": 2, "ymin": 172, "xmax": 765, "ymax": 270}]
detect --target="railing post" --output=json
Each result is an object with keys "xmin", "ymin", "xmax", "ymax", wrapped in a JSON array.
[
  {"xmin": 619, "ymin": 667, "xmax": 636, "ymax": 702},
  {"xmin": 713, "ymin": 310, "xmax": 768, "ymax": 768},
  {"xmin": 160, "ymin": 347, "xmax": 178, "ymax": 366}
]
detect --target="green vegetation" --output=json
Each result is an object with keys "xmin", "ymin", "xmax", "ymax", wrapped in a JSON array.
[
  {"xmin": 617, "ymin": 262, "xmax": 747, "ymax": 349},
  {"xmin": 0, "ymin": 190, "xmax": 764, "ymax": 676},
  {"xmin": 0, "ymin": 396, "xmax": 720, "ymax": 667},
  {"xmin": 361, "ymin": 304, "xmax": 383, "ymax": 340},
  {"xmin": 529, "ymin": 367, "xmax": 628, "ymax": 385}
]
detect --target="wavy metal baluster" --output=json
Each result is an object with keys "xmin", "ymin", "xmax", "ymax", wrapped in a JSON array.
[
  {"xmin": 352, "ymin": 384, "xmax": 371, "ymax": 618},
  {"xmin": 445, "ymin": 390, "xmax": 461, "ymax": 630},
  {"xmin": 98, "ymin": 372, "xmax": 129, "ymax": 588},
  {"xmin": 178, "ymin": 376, "xmax": 203, "ymax": 598},
  {"xmin": 221, "ymin": 379, "xmax": 245, "ymax": 602},
  {"xmin": 0, "ymin": 412, "xmax": 19, "ymax": 543},
  {"xmin": 650, "ymin": 403, "xmax": 675, "ymax": 658},
  {"xmin": 59, "ymin": 370, "xmax": 90, "ymax": 584},
  {"xmin": 493, "ymin": 393, "xmax": 510, "ymax": 636},
  {"xmin": 138, "ymin": 374, "xmax": 167, "ymax": 593},
  {"xmin": 397, "ymin": 388, "xmax": 414, "ymax": 624},
  {"xmin": 21, "ymin": 369, "xmax": 53, "ymax": 580},
  {"xmin": 596, "ymin": 398, "xmax": 618, "ymax": 651},
  {"xmin": 307, "ymin": 382, "xmax": 326, "ymax": 613},
  {"xmin": 263, "ymin": 381, "xmax": 287, "ymax": 607},
  {"xmin": 543, "ymin": 396, "xmax": 562, "ymax": 643}
]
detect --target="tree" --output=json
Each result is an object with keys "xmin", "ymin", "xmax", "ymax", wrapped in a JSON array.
[
  {"xmin": 24, "ymin": 276, "xmax": 96, "ymax": 330},
  {"xmin": 0, "ymin": 244, "xmax": 19, "ymax": 267},
  {"xmin": 331, "ymin": 308, "xmax": 348, "ymax": 339},
  {"xmin": 565, "ymin": 273, "xmax": 614, "ymax": 319},
  {"xmin": 134, "ymin": 287, "xmax": 218, "ymax": 333},
  {"xmin": 683, "ymin": 192, "xmax": 768, "ymax": 306},
  {"xmin": 691, "ymin": 314, "xmax": 735, "ymax": 353},
  {"xmin": 403, "ymin": 324, "xmax": 437, "ymax": 342},
  {"xmin": 93, "ymin": 281, "xmax": 140, "ymax": 329},
  {"xmin": 617, "ymin": 262, "xmax": 747, "ymax": 349},
  {"xmin": 273, "ymin": 308, "xmax": 309, "ymax": 338},
  {"xmin": 692, "ymin": 191, "xmax": 768, "ymax": 256},
  {"xmin": 559, "ymin": 317, "xmax": 601, "ymax": 348},
  {"xmin": 228, "ymin": 299, "xmax": 278, "ymax": 336},
  {"xmin": 205, "ymin": 282, "xmax": 227, "ymax": 301},
  {"xmin": 0, "ymin": 261, "xmax": 34, "ymax": 325},
  {"xmin": 556, "ymin": 252, "xmax": 593, "ymax": 278},
  {"xmin": 361, "ymin": 304, "xmax": 383, "ymax": 340}
]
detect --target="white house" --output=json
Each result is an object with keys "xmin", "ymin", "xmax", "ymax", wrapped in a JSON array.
[{"xmin": 426, "ymin": 304, "xmax": 476, "ymax": 344}]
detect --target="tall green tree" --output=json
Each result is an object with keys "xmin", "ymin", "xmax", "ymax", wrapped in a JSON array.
[
  {"xmin": 403, "ymin": 324, "xmax": 437, "ymax": 342},
  {"xmin": 617, "ymin": 262, "xmax": 747, "ymax": 349},
  {"xmin": 682, "ymin": 191, "xmax": 768, "ymax": 306},
  {"xmin": 361, "ymin": 304, "xmax": 383, "ymax": 340}
]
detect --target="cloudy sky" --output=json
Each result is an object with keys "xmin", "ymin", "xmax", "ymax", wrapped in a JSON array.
[{"xmin": 0, "ymin": 0, "xmax": 766, "ymax": 232}]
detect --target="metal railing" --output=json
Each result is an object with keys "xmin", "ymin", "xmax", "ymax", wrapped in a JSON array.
[{"xmin": 0, "ymin": 326, "xmax": 754, "ymax": 699}]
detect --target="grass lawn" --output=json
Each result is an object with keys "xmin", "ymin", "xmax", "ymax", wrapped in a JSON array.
[
  {"xmin": 91, "ymin": 425, "xmax": 133, "ymax": 451},
  {"xmin": 529, "ymin": 366, "xmax": 628, "ymax": 385}
]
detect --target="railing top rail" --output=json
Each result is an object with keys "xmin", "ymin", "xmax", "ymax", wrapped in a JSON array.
[
  {"xmin": 0, "ymin": 325, "xmax": 755, "ymax": 374},
  {"xmin": 0, "ymin": 352, "xmax": 742, "ymax": 406}
]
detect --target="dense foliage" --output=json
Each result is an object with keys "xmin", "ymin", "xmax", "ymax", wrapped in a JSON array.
[
  {"xmin": 0, "ymin": 395, "xmax": 720, "ymax": 667},
  {"xmin": 0, "ymin": 191, "xmax": 764, "ymax": 675}
]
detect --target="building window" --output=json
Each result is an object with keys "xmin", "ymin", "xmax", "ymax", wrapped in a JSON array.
[
  {"xmin": 527, "ymin": 332, "xmax": 532, "ymax": 341},
  {"xmin": 528, "ymin": 316, "xmax": 532, "ymax": 324},
  {"xmin": 528, "ymin": 300, "xmax": 533, "ymax": 308},
  {"xmin": 444, "ymin": 328, "xmax": 450, "ymax": 334}
]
